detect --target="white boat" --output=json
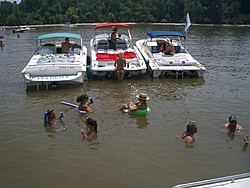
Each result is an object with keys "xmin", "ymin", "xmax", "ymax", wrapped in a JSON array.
[
  {"xmin": 21, "ymin": 33, "xmax": 87, "ymax": 89},
  {"xmin": 136, "ymin": 31, "xmax": 206, "ymax": 78},
  {"xmin": 89, "ymin": 23, "xmax": 147, "ymax": 78},
  {"xmin": 13, "ymin": 26, "xmax": 30, "ymax": 33},
  {"xmin": 172, "ymin": 172, "xmax": 250, "ymax": 188},
  {"xmin": 62, "ymin": 22, "xmax": 77, "ymax": 28}
]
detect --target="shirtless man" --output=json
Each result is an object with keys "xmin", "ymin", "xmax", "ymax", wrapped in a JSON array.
[
  {"xmin": 110, "ymin": 27, "xmax": 118, "ymax": 50},
  {"xmin": 222, "ymin": 115, "xmax": 243, "ymax": 133},
  {"xmin": 114, "ymin": 52, "xmax": 126, "ymax": 81},
  {"xmin": 163, "ymin": 38, "xmax": 175, "ymax": 55},
  {"xmin": 61, "ymin": 37, "xmax": 74, "ymax": 53}
]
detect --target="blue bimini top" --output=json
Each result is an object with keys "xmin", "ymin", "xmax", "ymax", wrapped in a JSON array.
[{"xmin": 147, "ymin": 31, "xmax": 186, "ymax": 39}]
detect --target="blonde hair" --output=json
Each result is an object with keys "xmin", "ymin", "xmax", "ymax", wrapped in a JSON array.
[{"xmin": 119, "ymin": 52, "xmax": 124, "ymax": 58}]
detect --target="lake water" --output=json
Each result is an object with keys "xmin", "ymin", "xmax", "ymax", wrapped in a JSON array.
[{"xmin": 0, "ymin": 24, "xmax": 249, "ymax": 188}]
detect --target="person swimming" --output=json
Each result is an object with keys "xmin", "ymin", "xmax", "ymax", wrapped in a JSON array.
[
  {"xmin": 81, "ymin": 118, "xmax": 98, "ymax": 139},
  {"xmin": 181, "ymin": 121, "xmax": 198, "ymax": 143},
  {"xmin": 77, "ymin": 94, "xmax": 94, "ymax": 113},
  {"xmin": 46, "ymin": 108, "xmax": 67, "ymax": 130}
]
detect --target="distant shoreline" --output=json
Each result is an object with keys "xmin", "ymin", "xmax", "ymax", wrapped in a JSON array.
[{"xmin": 1, "ymin": 22, "xmax": 250, "ymax": 29}]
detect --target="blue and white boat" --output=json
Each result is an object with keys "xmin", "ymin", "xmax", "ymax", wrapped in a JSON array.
[
  {"xmin": 136, "ymin": 31, "xmax": 206, "ymax": 78},
  {"xmin": 172, "ymin": 172, "xmax": 250, "ymax": 188},
  {"xmin": 21, "ymin": 33, "xmax": 87, "ymax": 89}
]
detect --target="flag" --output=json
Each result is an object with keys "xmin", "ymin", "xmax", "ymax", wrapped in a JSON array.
[{"xmin": 185, "ymin": 12, "xmax": 191, "ymax": 33}]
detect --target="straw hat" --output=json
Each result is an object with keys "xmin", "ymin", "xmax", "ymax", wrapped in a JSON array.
[
  {"xmin": 112, "ymin": 27, "xmax": 118, "ymax": 31},
  {"xmin": 136, "ymin": 93, "xmax": 150, "ymax": 100}
]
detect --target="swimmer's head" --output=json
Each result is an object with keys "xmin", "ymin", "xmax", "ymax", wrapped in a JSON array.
[
  {"xmin": 86, "ymin": 117, "xmax": 98, "ymax": 132},
  {"xmin": 187, "ymin": 121, "xmax": 198, "ymax": 132},
  {"xmin": 136, "ymin": 93, "xmax": 150, "ymax": 101},
  {"xmin": 47, "ymin": 108, "xmax": 54, "ymax": 116},
  {"xmin": 229, "ymin": 115, "xmax": 237, "ymax": 122},
  {"xmin": 77, "ymin": 94, "xmax": 89, "ymax": 102}
]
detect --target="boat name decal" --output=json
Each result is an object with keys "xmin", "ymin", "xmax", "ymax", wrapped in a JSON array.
[{"xmin": 37, "ymin": 54, "xmax": 76, "ymax": 64}]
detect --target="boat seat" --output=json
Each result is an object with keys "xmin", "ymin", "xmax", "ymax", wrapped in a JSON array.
[
  {"xmin": 97, "ymin": 39, "xmax": 109, "ymax": 50},
  {"xmin": 116, "ymin": 39, "xmax": 127, "ymax": 50},
  {"xmin": 175, "ymin": 46, "xmax": 181, "ymax": 53}
]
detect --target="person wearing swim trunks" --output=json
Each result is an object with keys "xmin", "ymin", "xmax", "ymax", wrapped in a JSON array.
[
  {"xmin": 77, "ymin": 94, "xmax": 94, "ymax": 113},
  {"xmin": 110, "ymin": 27, "xmax": 118, "ymax": 50},
  {"xmin": 119, "ymin": 93, "xmax": 149, "ymax": 112},
  {"xmin": 163, "ymin": 38, "xmax": 175, "ymax": 55},
  {"xmin": 114, "ymin": 52, "xmax": 126, "ymax": 81},
  {"xmin": 46, "ymin": 108, "xmax": 67, "ymax": 129},
  {"xmin": 81, "ymin": 118, "xmax": 98, "ymax": 139},
  {"xmin": 181, "ymin": 121, "xmax": 198, "ymax": 143},
  {"xmin": 222, "ymin": 115, "xmax": 243, "ymax": 133}
]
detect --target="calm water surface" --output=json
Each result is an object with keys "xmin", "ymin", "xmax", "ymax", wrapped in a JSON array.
[{"xmin": 0, "ymin": 24, "xmax": 250, "ymax": 188}]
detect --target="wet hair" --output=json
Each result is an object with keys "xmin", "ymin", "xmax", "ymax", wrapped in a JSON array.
[
  {"xmin": 77, "ymin": 94, "xmax": 89, "ymax": 102},
  {"xmin": 86, "ymin": 118, "xmax": 98, "ymax": 132}
]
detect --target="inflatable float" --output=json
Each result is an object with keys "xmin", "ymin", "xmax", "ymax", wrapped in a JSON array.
[
  {"xmin": 123, "ymin": 106, "xmax": 151, "ymax": 115},
  {"xmin": 61, "ymin": 101, "xmax": 86, "ymax": 114}
]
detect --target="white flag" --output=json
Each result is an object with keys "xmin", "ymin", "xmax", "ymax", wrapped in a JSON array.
[{"xmin": 185, "ymin": 12, "xmax": 191, "ymax": 33}]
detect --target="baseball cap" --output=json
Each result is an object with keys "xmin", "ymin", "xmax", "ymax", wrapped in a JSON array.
[{"xmin": 229, "ymin": 115, "xmax": 237, "ymax": 122}]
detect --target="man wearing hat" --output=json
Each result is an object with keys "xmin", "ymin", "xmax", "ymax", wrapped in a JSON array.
[
  {"xmin": 181, "ymin": 121, "xmax": 198, "ymax": 143},
  {"xmin": 118, "ymin": 93, "xmax": 150, "ymax": 112},
  {"xmin": 110, "ymin": 27, "xmax": 118, "ymax": 50},
  {"xmin": 222, "ymin": 115, "xmax": 243, "ymax": 133},
  {"xmin": 163, "ymin": 38, "xmax": 175, "ymax": 55}
]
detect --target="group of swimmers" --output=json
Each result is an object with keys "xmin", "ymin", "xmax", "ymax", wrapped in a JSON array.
[
  {"xmin": 179, "ymin": 115, "xmax": 249, "ymax": 147},
  {"xmin": 45, "ymin": 93, "xmax": 249, "ymax": 146}
]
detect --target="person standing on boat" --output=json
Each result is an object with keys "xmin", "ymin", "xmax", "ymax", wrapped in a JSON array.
[
  {"xmin": 222, "ymin": 115, "xmax": 243, "ymax": 133},
  {"xmin": 118, "ymin": 93, "xmax": 149, "ymax": 112},
  {"xmin": 77, "ymin": 94, "xmax": 94, "ymax": 113},
  {"xmin": 114, "ymin": 52, "xmax": 126, "ymax": 81},
  {"xmin": 181, "ymin": 121, "xmax": 198, "ymax": 143},
  {"xmin": 81, "ymin": 118, "xmax": 98, "ymax": 139},
  {"xmin": 110, "ymin": 27, "xmax": 118, "ymax": 50},
  {"xmin": 61, "ymin": 37, "xmax": 74, "ymax": 53},
  {"xmin": 163, "ymin": 38, "xmax": 175, "ymax": 55}
]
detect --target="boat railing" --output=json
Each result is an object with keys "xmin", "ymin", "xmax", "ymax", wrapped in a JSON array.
[{"xmin": 172, "ymin": 172, "xmax": 250, "ymax": 188}]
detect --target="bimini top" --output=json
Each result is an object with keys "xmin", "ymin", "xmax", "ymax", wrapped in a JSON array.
[
  {"xmin": 147, "ymin": 31, "xmax": 186, "ymax": 39},
  {"xmin": 94, "ymin": 23, "xmax": 133, "ymax": 31},
  {"xmin": 37, "ymin": 33, "xmax": 82, "ymax": 41}
]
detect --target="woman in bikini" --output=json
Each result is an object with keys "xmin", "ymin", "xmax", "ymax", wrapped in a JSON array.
[
  {"xmin": 114, "ymin": 52, "xmax": 126, "ymax": 81},
  {"xmin": 77, "ymin": 94, "xmax": 94, "ymax": 113},
  {"xmin": 81, "ymin": 118, "xmax": 98, "ymax": 139},
  {"xmin": 119, "ymin": 93, "xmax": 149, "ymax": 112},
  {"xmin": 181, "ymin": 121, "xmax": 198, "ymax": 143}
]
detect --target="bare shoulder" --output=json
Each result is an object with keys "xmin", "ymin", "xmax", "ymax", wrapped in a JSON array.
[
  {"xmin": 222, "ymin": 123, "xmax": 229, "ymax": 128},
  {"xmin": 237, "ymin": 124, "xmax": 243, "ymax": 132}
]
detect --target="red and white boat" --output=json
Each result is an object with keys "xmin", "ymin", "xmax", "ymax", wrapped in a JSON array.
[{"xmin": 89, "ymin": 23, "xmax": 147, "ymax": 78}]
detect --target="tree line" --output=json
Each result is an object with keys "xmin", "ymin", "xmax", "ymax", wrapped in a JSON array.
[{"xmin": 0, "ymin": 0, "xmax": 249, "ymax": 26}]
